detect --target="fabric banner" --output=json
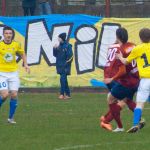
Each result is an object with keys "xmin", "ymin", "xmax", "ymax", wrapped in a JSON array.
[{"xmin": 0, "ymin": 15, "xmax": 149, "ymax": 87}]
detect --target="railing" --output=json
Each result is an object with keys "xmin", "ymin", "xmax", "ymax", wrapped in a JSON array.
[{"xmin": 56, "ymin": 0, "xmax": 150, "ymax": 6}]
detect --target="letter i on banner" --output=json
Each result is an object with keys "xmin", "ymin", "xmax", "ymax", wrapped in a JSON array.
[
  {"xmin": 96, "ymin": 23, "xmax": 121, "ymax": 68},
  {"xmin": 75, "ymin": 25, "xmax": 98, "ymax": 74}
]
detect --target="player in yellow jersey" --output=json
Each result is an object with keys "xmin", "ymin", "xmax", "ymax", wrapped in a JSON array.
[
  {"xmin": 117, "ymin": 28, "xmax": 150, "ymax": 133},
  {"xmin": 0, "ymin": 26, "xmax": 30, "ymax": 124}
]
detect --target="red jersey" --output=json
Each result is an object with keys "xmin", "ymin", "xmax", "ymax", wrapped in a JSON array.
[
  {"xmin": 104, "ymin": 44, "xmax": 124, "ymax": 78},
  {"xmin": 117, "ymin": 42, "xmax": 140, "ymax": 88}
]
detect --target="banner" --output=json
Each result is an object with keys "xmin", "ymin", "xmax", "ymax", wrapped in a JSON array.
[{"xmin": 0, "ymin": 15, "xmax": 150, "ymax": 87}]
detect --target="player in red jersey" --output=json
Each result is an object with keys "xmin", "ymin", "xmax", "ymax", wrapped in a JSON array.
[{"xmin": 100, "ymin": 28, "xmax": 144, "ymax": 132}]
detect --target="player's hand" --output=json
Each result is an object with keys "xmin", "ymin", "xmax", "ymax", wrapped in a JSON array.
[
  {"xmin": 116, "ymin": 52, "xmax": 123, "ymax": 60},
  {"xmin": 103, "ymin": 78, "xmax": 113, "ymax": 84},
  {"xmin": 24, "ymin": 64, "xmax": 30, "ymax": 74}
]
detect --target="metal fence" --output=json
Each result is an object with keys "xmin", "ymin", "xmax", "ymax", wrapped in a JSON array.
[
  {"xmin": 56, "ymin": 0, "xmax": 150, "ymax": 5},
  {"xmin": 0, "ymin": 0, "xmax": 150, "ymax": 17}
]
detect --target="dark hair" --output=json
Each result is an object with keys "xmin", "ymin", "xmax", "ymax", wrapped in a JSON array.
[
  {"xmin": 116, "ymin": 27, "xmax": 128, "ymax": 44},
  {"xmin": 58, "ymin": 33, "xmax": 66, "ymax": 42},
  {"xmin": 3, "ymin": 26, "xmax": 15, "ymax": 40},
  {"xmin": 139, "ymin": 28, "xmax": 150, "ymax": 43}
]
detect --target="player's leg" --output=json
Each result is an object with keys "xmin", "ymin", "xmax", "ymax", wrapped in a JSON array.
[
  {"xmin": 127, "ymin": 78, "xmax": 150, "ymax": 133},
  {"xmin": 125, "ymin": 85, "xmax": 137, "ymax": 112},
  {"xmin": 108, "ymin": 94, "xmax": 124, "ymax": 131},
  {"xmin": 100, "ymin": 82, "xmax": 117, "ymax": 123},
  {"xmin": 125, "ymin": 99, "xmax": 136, "ymax": 112},
  {"xmin": 100, "ymin": 93, "xmax": 114, "ymax": 131},
  {"xmin": 8, "ymin": 72, "xmax": 20, "ymax": 124},
  {"xmin": 0, "ymin": 90, "xmax": 9, "ymax": 107},
  {"xmin": 109, "ymin": 83, "xmax": 128, "ymax": 131},
  {"xmin": 0, "ymin": 76, "xmax": 9, "ymax": 107},
  {"xmin": 100, "ymin": 82, "xmax": 122, "ymax": 131},
  {"xmin": 8, "ymin": 91, "xmax": 18, "ymax": 124}
]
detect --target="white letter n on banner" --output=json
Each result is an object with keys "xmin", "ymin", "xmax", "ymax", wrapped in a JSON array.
[{"xmin": 26, "ymin": 20, "xmax": 72, "ymax": 66}]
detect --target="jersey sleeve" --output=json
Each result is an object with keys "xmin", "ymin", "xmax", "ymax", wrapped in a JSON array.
[
  {"xmin": 126, "ymin": 46, "xmax": 139, "ymax": 63},
  {"xmin": 16, "ymin": 42, "xmax": 24, "ymax": 55},
  {"xmin": 112, "ymin": 65, "xmax": 126, "ymax": 80}
]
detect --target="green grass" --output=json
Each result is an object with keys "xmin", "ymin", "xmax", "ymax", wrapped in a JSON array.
[{"xmin": 0, "ymin": 93, "xmax": 149, "ymax": 150}]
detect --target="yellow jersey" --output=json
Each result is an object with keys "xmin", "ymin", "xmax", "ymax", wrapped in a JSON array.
[
  {"xmin": 0, "ymin": 40, "xmax": 24, "ymax": 72},
  {"xmin": 127, "ymin": 43, "xmax": 150, "ymax": 78}
]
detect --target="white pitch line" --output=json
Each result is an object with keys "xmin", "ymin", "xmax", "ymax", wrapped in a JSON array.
[{"xmin": 54, "ymin": 141, "xmax": 149, "ymax": 150}]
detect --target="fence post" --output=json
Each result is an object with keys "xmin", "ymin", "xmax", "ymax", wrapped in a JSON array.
[
  {"xmin": 2, "ymin": 0, "xmax": 6, "ymax": 16},
  {"xmin": 105, "ymin": 0, "xmax": 110, "ymax": 17}
]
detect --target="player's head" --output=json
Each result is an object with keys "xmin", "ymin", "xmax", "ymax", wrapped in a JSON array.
[
  {"xmin": 3, "ymin": 26, "xmax": 15, "ymax": 42},
  {"xmin": 116, "ymin": 27, "xmax": 128, "ymax": 44},
  {"xmin": 139, "ymin": 28, "xmax": 150, "ymax": 43}
]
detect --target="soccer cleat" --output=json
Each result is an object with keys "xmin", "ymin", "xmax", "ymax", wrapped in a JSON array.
[
  {"xmin": 139, "ymin": 118, "xmax": 146, "ymax": 130},
  {"xmin": 7, "ymin": 118, "xmax": 16, "ymax": 124},
  {"xmin": 113, "ymin": 127, "xmax": 124, "ymax": 132},
  {"xmin": 127, "ymin": 126, "xmax": 139, "ymax": 133},
  {"xmin": 100, "ymin": 121, "xmax": 112, "ymax": 131}
]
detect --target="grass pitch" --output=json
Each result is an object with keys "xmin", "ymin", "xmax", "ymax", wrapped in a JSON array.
[{"xmin": 0, "ymin": 93, "xmax": 149, "ymax": 150}]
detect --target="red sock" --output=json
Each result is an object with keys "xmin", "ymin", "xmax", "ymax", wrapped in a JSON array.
[
  {"xmin": 126, "ymin": 99, "xmax": 136, "ymax": 112},
  {"xmin": 104, "ymin": 110, "xmax": 113, "ymax": 123},
  {"xmin": 109, "ymin": 103, "xmax": 123, "ymax": 128}
]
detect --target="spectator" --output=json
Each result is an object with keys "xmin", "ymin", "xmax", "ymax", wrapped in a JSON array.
[
  {"xmin": 53, "ymin": 33, "xmax": 73, "ymax": 100},
  {"xmin": 22, "ymin": 0, "xmax": 36, "ymax": 16},
  {"xmin": 38, "ymin": 0, "xmax": 52, "ymax": 15}
]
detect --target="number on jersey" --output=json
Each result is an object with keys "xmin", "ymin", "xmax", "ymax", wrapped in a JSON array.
[{"xmin": 141, "ymin": 53, "xmax": 150, "ymax": 68}]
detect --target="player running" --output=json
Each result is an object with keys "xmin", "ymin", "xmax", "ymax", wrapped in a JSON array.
[
  {"xmin": 100, "ymin": 27, "xmax": 142, "ymax": 132},
  {"xmin": 0, "ymin": 26, "xmax": 30, "ymax": 124},
  {"xmin": 117, "ymin": 28, "xmax": 150, "ymax": 133}
]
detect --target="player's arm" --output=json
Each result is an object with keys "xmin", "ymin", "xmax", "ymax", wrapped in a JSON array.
[
  {"xmin": 20, "ymin": 53, "xmax": 30, "ymax": 74},
  {"xmin": 116, "ymin": 46, "xmax": 139, "ymax": 64},
  {"xmin": 116, "ymin": 52, "xmax": 128, "ymax": 65},
  {"xmin": 112, "ymin": 65, "xmax": 126, "ymax": 80},
  {"xmin": 104, "ymin": 65, "xmax": 126, "ymax": 84},
  {"xmin": 17, "ymin": 42, "xmax": 30, "ymax": 73}
]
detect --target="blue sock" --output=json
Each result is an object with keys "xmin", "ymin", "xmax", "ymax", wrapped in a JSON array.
[
  {"xmin": 9, "ymin": 99, "xmax": 18, "ymax": 119},
  {"xmin": 133, "ymin": 108, "xmax": 142, "ymax": 126},
  {"xmin": 0, "ymin": 96, "xmax": 4, "ymax": 107}
]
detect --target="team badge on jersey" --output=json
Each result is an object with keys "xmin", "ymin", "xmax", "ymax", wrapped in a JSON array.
[{"xmin": 4, "ymin": 53, "xmax": 13, "ymax": 62}]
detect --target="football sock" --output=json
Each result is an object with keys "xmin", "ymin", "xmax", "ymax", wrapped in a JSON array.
[
  {"xmin": 9, "ymin": 99, "xmax": 18, "ymax": 119},
  {"xmin": 126, "ymin": 99, "xmax": 136, "ymax": 112},
  {"xmin": 0, "ymin": 96, "xmax": 4, "ymax": 107},
  {"xmin": 104, "ymin": 110, "xmax": 113, "ymax": 123},
  {"xmin": 133, "ymin": 108, "xmax": 142, "ymax": 126},
  {"xmin": 109, "ymin": 103, "xmax": 123, "ymax": 128}
]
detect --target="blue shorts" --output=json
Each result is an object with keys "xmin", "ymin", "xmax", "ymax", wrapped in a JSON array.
[
  {"xmin": 110, "ymin": 82, "xmax": 138, "ymax": 100},
  {"xmin": 106, "ymin": 81, "xmax": 117, "ymax": 91}
]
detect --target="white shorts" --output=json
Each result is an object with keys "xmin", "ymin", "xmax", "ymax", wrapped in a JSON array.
[
  {"xmin": 136, "ymin": 78, "xmax": 150, "ymax": 103},
  {"xmin": 0, "ymin": 71, "xmax": 20, "ymax": 91}
]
